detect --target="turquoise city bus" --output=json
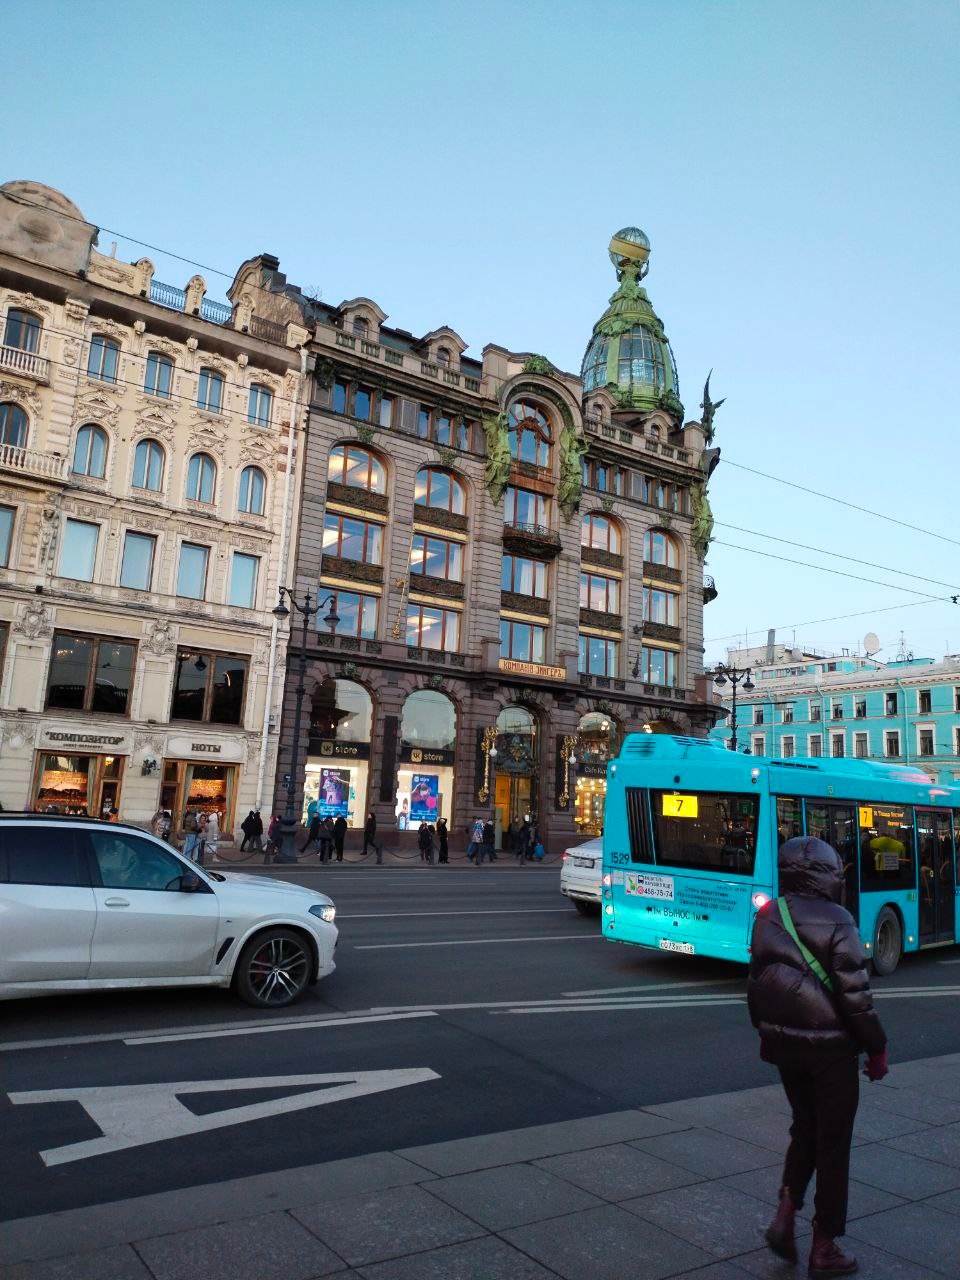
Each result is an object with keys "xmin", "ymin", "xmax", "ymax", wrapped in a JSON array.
[{"xmin": 601, "ymin": 734, "xmax": 959, "ymax": 975}]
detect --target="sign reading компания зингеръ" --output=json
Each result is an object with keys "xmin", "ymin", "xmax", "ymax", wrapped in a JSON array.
[{"xmin": 498, "ymin": 658, "xmax": 565, "ymax": 680}]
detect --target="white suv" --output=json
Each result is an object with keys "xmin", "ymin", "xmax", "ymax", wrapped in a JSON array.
[
  {"xmin": 0, "ymin": 817, "xmax": 337, "ymax": 1008},
  {"xmin": 560, "ymin": 836, "xmax": 603, "ymax": 915}
]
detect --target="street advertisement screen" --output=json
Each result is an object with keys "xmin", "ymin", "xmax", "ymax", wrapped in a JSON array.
[
  {"xmin": 409, "ymin": 773, "xmax": 439, "ymax": 822},
  {"xmin": 318, "ymin": 767, "xmax": 351, "ymax": 818}
]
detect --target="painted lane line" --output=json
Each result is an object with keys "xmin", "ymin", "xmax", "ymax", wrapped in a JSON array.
[
  {"xmin": 565, "ymin": 979, "xmax": 743, "ymax": 997},
  {"xmin": 339, "ymin": 908, "xmax": 574, "ymax": 919},
  {"xmin": 9, "ymin": 1068, "xmax": 440, "ymax": 1166},
  {"xmin": 506, "ymin": 997, "xmax": 747, "ymax": 1014},
  {"xmin": 353, "ymin": 934, "xmax": 604, "ymax": 950},
  {"xmin": 126, "ymin": 1010, "xmax": 436, "ymax": 1045}
]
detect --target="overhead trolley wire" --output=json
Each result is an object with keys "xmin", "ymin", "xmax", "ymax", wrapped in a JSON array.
[
  {"xmin": 722, "ymin": 458, "xmax": 960, "ymax": 550},
  {"xmin": 710, "ymin": 540, "xmax": 951, "ymax": 601},
  {"xmin": 705, "ymin": 596, "xmax": 953, "ymax": 646}
]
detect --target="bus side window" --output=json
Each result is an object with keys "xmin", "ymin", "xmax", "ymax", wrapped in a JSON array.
[
  {"xmin": 859, "ymin": 803, "xmax": 916, "ymax": 893},
  {"xmin": 776, "ymin": 797, "xmax": 802, "ymax": 850},
  {"xmin": 625, "ymin": 788, "xmax": 653, "ymax": 863}
]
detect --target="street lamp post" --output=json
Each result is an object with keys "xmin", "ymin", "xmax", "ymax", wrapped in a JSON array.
[
  {"xmin": 712, "ymin": 662, "xmax": 755, "ymax": 753},
  {"xmin": 272, "ymin": 588, "xmax": 340, "ymax": 863}
]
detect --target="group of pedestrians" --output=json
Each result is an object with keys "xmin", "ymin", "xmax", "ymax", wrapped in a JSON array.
[
  {"xmin": 171, "ymin": 807, "xmax": 220, "ymax": 865},
  {"xmin": 301, "ymin": 812, "xmax": 349, "ymax": 862},
  {"xmin": 416, "ymin": 817, "xmax": 448, "ymax": 863}
]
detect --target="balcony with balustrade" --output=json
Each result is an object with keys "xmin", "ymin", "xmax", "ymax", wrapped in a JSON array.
[
  {"xmin": 0, "ymin": 443, "xmax": 67, "ymax": 482},
  {"xmin": 0, "ymin": 344, "xmax": 50, "ymax": 384}
]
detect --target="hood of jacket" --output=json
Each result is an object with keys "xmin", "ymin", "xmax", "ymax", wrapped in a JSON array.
[{"xmin": 778, "ymin": 835, "xmax": 843, "ymax": 903}]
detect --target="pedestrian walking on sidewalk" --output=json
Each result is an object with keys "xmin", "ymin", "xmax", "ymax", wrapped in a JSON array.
[
  {"xmin": 437, "ymin": 817, "xmax": 449, "ymax": 863},
  {"xmin": 748, "ymin": 835, "xmax": 888, "ymax": 1278},
  {"xmin": 333, "ymin": 813, "xmax": 347, "ymax": 862},
  {"xmin": 239, "ymin": 811, "xmax": 257, "ymax": 852},
  {"xmin": 363, "ymin": 812, "xmax": 383, "ymax": 864},
  {"xmin": 477, "ymin": 818, "xmax": 495, "ymax": 864},
  {"xmin": 181, "ymin": 808, "xmax": 201, "ymax": 861},
  {"xmin": 466, "ymin": 816, "xmax": 483, "ymax": 862},
  {"xmin": 204, "ymin": 810, "xmax": 220, "ymax": 862},
  {"xmin": 264, "ymin": 814, "xmax": 282, "ymax": 862},
  {"xmin": 319, "ymin": 816, "xmax": 335, "ymax": 863}
]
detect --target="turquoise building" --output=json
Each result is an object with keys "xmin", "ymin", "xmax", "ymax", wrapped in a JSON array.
[{"xmin": 711, "ymin": 650, "xmax": 960, "ymax": 784}]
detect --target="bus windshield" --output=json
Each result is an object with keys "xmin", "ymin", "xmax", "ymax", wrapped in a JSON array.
[{"xmin": 648, "ymin": 790, "xmax": 760, "ymax": 877}]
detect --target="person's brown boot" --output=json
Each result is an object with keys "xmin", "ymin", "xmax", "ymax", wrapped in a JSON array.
[
  {"xmin": 808, "ymin": 1224, "xmax": 858, "ymax": 1277},
  {"xmin": 765, "ymin": 1186, "xmax": 798, "ymax": 1261}
]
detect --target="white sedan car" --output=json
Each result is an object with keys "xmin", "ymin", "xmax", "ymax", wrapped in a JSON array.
[
  {"xmin": 0, "ymin": 816, "xmax": 337, "ymax": 1007},
  {"xmin": 560, "ymin": 835, "xmax": 603, "ymax": 914}
]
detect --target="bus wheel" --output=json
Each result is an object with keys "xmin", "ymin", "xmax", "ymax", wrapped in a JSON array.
[{"xmin": 872, "ymin": 907, "xmax": 902, "ymax": 977}]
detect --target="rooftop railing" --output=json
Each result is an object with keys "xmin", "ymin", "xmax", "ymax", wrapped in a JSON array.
[{"xmin": 149, "ymin": 279, "xmax": 186, "ymax": 311}]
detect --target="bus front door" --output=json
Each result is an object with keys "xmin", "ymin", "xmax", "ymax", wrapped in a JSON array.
[
  {"xmin": 805, "ymin": 802, "xmax": 858, "ymax": 923},
  {"xmin": 917, "ymin": 811, "xmax": 955, "ymax": 945}
]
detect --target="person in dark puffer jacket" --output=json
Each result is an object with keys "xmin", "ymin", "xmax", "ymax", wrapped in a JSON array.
[{"xmin": 748, "ymin": 836, "xmax": 888, "ymax": 1279}]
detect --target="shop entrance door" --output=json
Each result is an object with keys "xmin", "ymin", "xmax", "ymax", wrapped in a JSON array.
[
  {"xmin": 494, "ymin": 772, "xmax": 534, "ymax": 845},
  {"xmin": 805, "ymin": 801, "xmax": 858, "ymax": 923},
  {"xmin": 917, "ymin": 810, "xmax": 955, "ymax": 945}
]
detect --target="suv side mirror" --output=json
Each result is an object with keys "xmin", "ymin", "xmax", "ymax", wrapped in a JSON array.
[{"xmin": 180, "ymin": 871, "xmax": 202, "ymax": 893}]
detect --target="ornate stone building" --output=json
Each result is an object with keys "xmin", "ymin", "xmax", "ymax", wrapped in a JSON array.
[
  {"xmin": 0, "ymin": 181, "xmax": 310, "ymax": 833},
  {"xmin": 275, "ymin": 227, "xmax": 722, "ymax": 849}
]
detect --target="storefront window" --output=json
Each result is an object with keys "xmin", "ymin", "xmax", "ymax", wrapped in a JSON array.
[
  {"xmin": 573, "ymin": 712, "xmax": 619, "ymax": 836},
  {"xmin": 395, "ymin": 690, "xmax": 457, "ymax": 829},
  {"xmin": 46, "ymin": 632, "xmax": 135, "ymax": 715},
  {"xmin": 33, "ymin": 752, "xmax": 124, "ymax": 817},
  {"xmin": 305, "ymin": 679, "xmax": 373, "ymax": 830},
  {"xmin": 161, "ymin": 759, "xmax": 238, "ymax": 838},
  {"xmin": 171, "ymin": 650, "xmax": 248, "ymax": 724}
]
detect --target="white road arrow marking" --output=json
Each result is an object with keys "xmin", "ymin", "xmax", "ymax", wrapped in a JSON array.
[{"xmin": 8, "ymin": 1068, "xmax": 440, "ymax": 1167}]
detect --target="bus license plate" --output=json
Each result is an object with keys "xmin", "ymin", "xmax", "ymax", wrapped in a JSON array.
[{"xmin": 659, "ymin": 939, "xmax": 695, "ymax": 955}]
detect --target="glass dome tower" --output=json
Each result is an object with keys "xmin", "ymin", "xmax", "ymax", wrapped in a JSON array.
[{"xmin": 581, "ymin": 227, "xmax": 683, "ymax": 421}]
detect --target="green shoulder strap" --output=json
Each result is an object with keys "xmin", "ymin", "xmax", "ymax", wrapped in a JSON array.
[{"xmin": 777, "ymin": 897, "xmax": 834, "ymax": 992}]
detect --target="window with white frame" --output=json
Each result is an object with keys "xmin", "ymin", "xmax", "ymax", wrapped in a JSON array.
[
  {"xmin": 144, "ymin": 351, "xmax": 173, "ymax": 398},
  {"xmin": 247, "ymin": 383, "xmax": 272, "ymax": 426},
  {"xmin": 809, "ymin": 700, "xmax": 821, "ymax": 721},
  {"xmin": 0, "ymin": 504, "xmax": 15, "ymax": 567},
  {"xmin": 133, "ymin": 438, "xmax": 165, "ymax": 491},
  {"xmin": 197, "ymin": 367, "xmax": 224, "ymax": 413},
  {"xmin": 885, "ymin": 730, "xmax": 900, "ymax": 756},
  {"xmin": 59, "ymin": 519, "xmax": 99, "ymax": 581},
  {"xmin": 831, "ymin": 731, "xmax": 845, "ymax": 758},
  {"xmin": 782, "ymin": 736, "xmax": 795, "ymax": 758},
  {"xmin": 753, "ymin": 706, "xmax": 764, "ymax": 725},
  {"xmin": 72, "ymin": 424, "xmax": 108, "ymax": 478},
  {"xmin": 119, "ymin": 531, "xmax": 156, "ymax": 590},
  {"xmin": 87, "ymin": 335, "xmax": 119, "ymax": 383},
  {"xmin": 751, "ymin": 735, "xmax": 765, "ymax": 756},
  {"xmin": 228, "ymin": 553, "xmax": 259, "ymax": 608},
  {"xmin": 782, "ymin": 704, "xmax": 794, "ymax": 723},
  {"xmin": 854, "ymin": 732, "xmax": 869, "ymax": 758},
  {"xmin": 809, "ymin": 733, "xmax": 822, "ymax": 758},
  {"xmin": 918, "ymin": 726, "xmax": 935, "ymax": 757}
]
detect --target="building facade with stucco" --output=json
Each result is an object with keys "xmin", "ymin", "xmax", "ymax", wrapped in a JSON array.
[
  {"xmin": 0, "ymin": 181, "xmax": 310, "ymax": 835},
  {"xmin": 274, "ymin": 228, "xmax": 724, "ymax": 851}
]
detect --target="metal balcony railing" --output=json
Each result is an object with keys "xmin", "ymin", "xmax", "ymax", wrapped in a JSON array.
[
  {"xmin": 200, "ymin": 297, "xmax": 232, "ymax": 325},
  {"xmin": 0, "ymin": 443, "xmax": 67, "ymax": 480},
  {"xmin": 149, "ymin": 279, "xmax": 186, "ymax": 311},
  {"xmin": 249, "ymin": 315, "xmax": 286, "ymax": 344},
  {"xmin": 0, "ymin": 344, "xmax": 50, "ymax": 382}
]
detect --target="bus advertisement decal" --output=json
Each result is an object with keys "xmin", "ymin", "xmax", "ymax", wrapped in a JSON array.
[{"xmin": 625, "ymin": 873, "xmax": 675, "ymax": 900}]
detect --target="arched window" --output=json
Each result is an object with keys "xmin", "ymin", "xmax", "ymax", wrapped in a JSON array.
[
  {"xmin": 238, "ymin": 465, "xmax": 266, "ymax": 515},
  {"xmin": 0, "ymin": 402, "xmax": 28, "ymax": 448},
  {"xmin": 87, "ymin": 334, "xmax": 119, "ymax": 383},
  {"xmin": 132, "ymin": 438, "xmax": 165, "ymax": 491},
  {"xmin": 581, "ymin": 512, "xmax": 621, "ymax": 554},
  {"xmin": 402, "ymin": 689, "xmax": 456, "ymax": 752},
  {"xmin": 508, "ymin": 401, "xmax": 552, "ymax": 467},
  {"xmin": 328, "ymin": 444, "xmax": 386, "ymax": 494},
  {"xmin": 415, "ymin": 467, "xmax": 465, "ymax": 514},
  {"xmin": 618, "ymin": 325, "xmax": 665, "ymax": 390},
  {"xmin": 644, "ymin": 528, "xmax": 679, "ymax": 569},
  {"xmin": 580, "ymin": 333, "xmax": 610, "ymax": 392},
  {"xmin": 247, "ymin": 383, "xmax": 272, "ymax": 426},
  {"xmin": 4, "ymin": 308, "xmax": 41, "ymax": 353},
  {"xmin": 310, "ymin": 677, "xmax": 373, "ymax": 742},
  {"xmin": 197, "ymin": 367, "xmax": 224, "ymax": 413},
  {"xmin": 144, "ymin": 351, "xmax": 173, "ymax": 398},
  {"xmin": 186, "ymin": 452, "xmax": 216, "ymax": 503},
  {"xmin": 577, "ymin": 712, "xmax": 619, "ymax": 764},
  {"xmin": 436, "ymin": 346, "xmax": 450, "ymax": 366},
  {"xmin": 72, "ymin": 424, "xmax": 108, "ymax": 478},
  {"xmin": 352, "ymin": 316, "xmax": 369, "ymax": 338}
]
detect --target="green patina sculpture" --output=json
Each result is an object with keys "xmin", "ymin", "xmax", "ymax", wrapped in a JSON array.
[
  {"xmin": 690, "ymin": 480, "xmax": 714, "ymax": 561},
  {"xmin": 700, "ymin": 370, "xmax": 725, "ymax": 445},
  {"xmin": 522, "ymin": 354, "xmax": 553, "ymax": 375},
  {"xmin": 482, "ymin": 411, "xmax": 512, "ymax": 505},
  {"xmin": 558, "ymin": 422, "xmax": 586, "ymax": 519}
]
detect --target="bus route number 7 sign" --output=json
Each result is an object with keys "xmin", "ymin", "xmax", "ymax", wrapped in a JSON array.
[{"xmin": 662, "ymin": 794, "xmax": 699, "ymax": 819}]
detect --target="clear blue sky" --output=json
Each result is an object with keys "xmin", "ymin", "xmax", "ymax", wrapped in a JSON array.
[{"xmin": 8, "ymin": 0, "xmax": 958, "ymax": 666}]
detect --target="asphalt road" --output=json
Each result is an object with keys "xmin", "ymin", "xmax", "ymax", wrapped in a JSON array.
[{"xmin": 4, "ymin": 863, "xmax": 960, "ymax": 1221}]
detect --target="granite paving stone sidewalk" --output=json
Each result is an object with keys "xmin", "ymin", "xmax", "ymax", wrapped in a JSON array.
[{"xmin": 3, "ymin": 1052, "xmax": 960, "ymax": 1280}]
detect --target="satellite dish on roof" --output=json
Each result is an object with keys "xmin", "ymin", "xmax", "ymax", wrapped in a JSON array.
[{"xmin": 863, "ymin": 632, "xmax": 880, "ymax": 656}]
